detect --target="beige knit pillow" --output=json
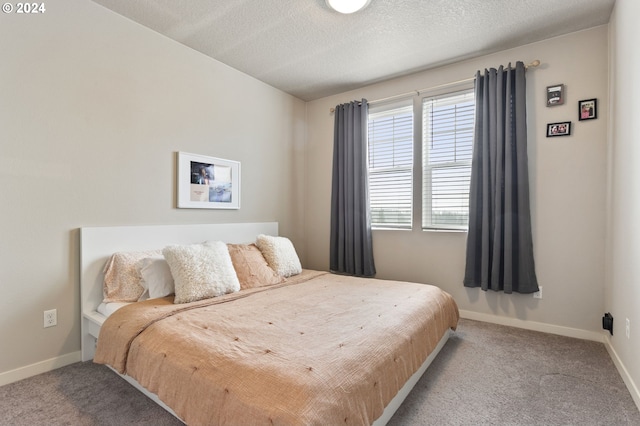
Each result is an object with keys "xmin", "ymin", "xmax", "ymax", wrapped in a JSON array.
[
  {"xmin": 163, "ymin": 242, "xmax": 240, "ymax": 304},
  {"xmin": 255, "ymin": 234, "xmax": 302, "ymax": 278}
]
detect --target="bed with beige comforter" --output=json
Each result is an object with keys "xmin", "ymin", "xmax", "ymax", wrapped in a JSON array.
[{"xmin": 94, "ymin": 270, "xmax": 459, "ymax": 425}]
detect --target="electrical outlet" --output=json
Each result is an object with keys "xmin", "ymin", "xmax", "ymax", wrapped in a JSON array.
[
  {"xmin": 533, "ymin": 286, "xmax": 542, "ymax": 299},
  {"xmin": 626, "ymin": 318, "xmax": 631, "ymax": 339},
  {"xmin": 44, "ymin": 309, "xmax": 57, "ymax": 328}
]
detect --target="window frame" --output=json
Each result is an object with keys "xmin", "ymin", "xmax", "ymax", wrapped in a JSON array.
[
  {"xmin": 366, "ymin": 82, "xmax": 475, "ymax": 232},
  {"xmin": 421, "ymin": 88, "xmax": 475, "ymax": 231},
  {"xmin": 367, "ymin": 100, "xmax": 414, "ymax": 230}
]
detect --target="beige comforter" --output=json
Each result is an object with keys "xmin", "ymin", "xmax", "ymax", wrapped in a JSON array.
[{"xmin": 94, "ymin": 270, "xmax": 459, "ymax": 425}]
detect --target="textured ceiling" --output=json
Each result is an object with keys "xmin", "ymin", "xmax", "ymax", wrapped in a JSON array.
[{"xmin": 90, "ymin": 0, "xmax": 615, "ymax": 101}]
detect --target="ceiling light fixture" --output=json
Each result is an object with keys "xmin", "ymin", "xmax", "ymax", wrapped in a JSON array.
[{"xmin": 326, "ymin": 0, "xmax": 371, "ymax": 14}]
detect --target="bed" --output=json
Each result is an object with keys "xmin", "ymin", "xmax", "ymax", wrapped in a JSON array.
[{"xmin": 80, "ymin": 222, "xmax": 459, "ymax": 425}]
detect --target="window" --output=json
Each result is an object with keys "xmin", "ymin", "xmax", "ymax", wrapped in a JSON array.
[
  {"xmin": 367, "ymin": 102, "xmax": 413, "ymax": 229},
  {"xmin": 366, "ymin": 87, "xmax": 474, "ymax": 231},
  {"xmin": 422, "ymin": 89, "xmax": 474, "ymax": 230}
]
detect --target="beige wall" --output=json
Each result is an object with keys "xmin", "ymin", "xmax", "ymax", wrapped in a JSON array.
[
  {"xmin": 305, "ymin": 26, "xmax": 609, "ymax": 335},
  {"xmin": 607, "ymin": 0, "xmax": 640, "ymax": 405},
  {"xmin": 0, "ymin": 0, "xmax": 305, "ymax": 376}
]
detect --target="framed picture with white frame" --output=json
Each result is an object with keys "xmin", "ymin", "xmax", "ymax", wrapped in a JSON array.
[{"xmin": 177, "ymin": 152, "xmax": 240, "ymax": 209}]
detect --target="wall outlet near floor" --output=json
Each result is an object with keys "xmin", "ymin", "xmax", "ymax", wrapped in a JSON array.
[
  {"xmin": 626, "ymin": 318, "xmax": 630, "ymax": 339},
  {"xmin": 533, "ymin": 286, "xmax": 542, "ymax": 299},
  {"xmin": 44, "ymin": 309, "xmax": 57, "ymax": 328}
]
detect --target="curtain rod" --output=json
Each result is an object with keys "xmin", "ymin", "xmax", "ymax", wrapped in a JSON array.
[{"xmin": 329, "ymin": 59, "xmax": 541, "ymax": 113}]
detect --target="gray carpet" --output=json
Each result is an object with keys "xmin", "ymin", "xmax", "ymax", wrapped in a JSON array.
[
  {"xmin": 389, "ymin": 319, "xmax": 640, "ymax": 425},
  {"xmin": 1, "ymin": 319, "xmax": 638, "ymax": 425}
]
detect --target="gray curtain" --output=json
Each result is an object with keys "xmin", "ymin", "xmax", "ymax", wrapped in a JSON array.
[
  {"xmin": 463, "ymin": 62, "xmax": 539, "ymax": 293},
  {"xmin": 330, "ymin": 99, "xmax": 376, "ymax": 277}
]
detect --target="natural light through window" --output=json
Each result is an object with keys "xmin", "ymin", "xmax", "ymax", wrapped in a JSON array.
[
  {"xmin": 366, "ymin": 88, "xmax": 474, "ymax": 231},
  {"xmin": 422, "ymin": 89, "xmax": 474, "ymax": 230},
  {"xmin": 367, "ymin": 103, "xmax": 413, "ymax": 229}
]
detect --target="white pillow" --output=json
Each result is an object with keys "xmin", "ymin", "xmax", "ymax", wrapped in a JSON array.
[
  {"xmin": 163, "ymin": 242, "xmax": 240, "ymax": 304},
  {"xmin": 136, "ymin": 257, "xmax": 175, "ymax": 301},
  {"xmin": 255, "ymin": 234, "xmax": 302, "ymax": 278}
]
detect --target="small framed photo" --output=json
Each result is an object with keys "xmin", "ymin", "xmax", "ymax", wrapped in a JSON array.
[
  {"xmin": 578, "ymin": 98, "xmax": 597, "ymax": 121},
  {"xmin": 177, "ymin": 152, "xmax": 241, "ymax": 209},
  {"xmin": 546, "ymin": 121, "xmax": 571, "ymax": 137},
  {"xmin": 546, "ymin": 84, "xmax": 565, "ymax": 106}
]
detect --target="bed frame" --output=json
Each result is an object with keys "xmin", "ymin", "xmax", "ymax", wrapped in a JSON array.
[
  {"xmin": 79, "ymin": 222, "xmax": 451, "ymax": 425},
  {"xmin": 80, "ymin": 222, "xmax": 279, "ymax": 363}
]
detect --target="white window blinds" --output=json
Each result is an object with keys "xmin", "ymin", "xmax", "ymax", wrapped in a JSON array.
[
  {"xmin": 367, "ymin": 103, "xmax": 413, "ymax": 229},
  {"xmin": 422, "ymin": 89, "xmax": 475, "ymax": 230}
]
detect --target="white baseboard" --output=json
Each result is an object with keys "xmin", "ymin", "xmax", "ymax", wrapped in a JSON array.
[
  {"xmin": 459, "ymin": 310, "xmax": 605, "ymax": 342},
  {"xmin": 459, "ymin": 310, "xmax": 640, "ymax": 412},
  {"xmin": 604, "ymin": 336, "xmax": 640, "ymax": 412},
  {"xmin": 0, "ymin": 351, "xmax": 81, "ymax": 387}
]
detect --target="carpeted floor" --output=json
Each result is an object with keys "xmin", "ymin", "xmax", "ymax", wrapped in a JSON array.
[
  {"xmin": 1, "ymin": 319, "xmax": 638, "ymax": 425},
  {"xmin": 389, "ymin": 319, "xmax": 640, "ymax": 425}
]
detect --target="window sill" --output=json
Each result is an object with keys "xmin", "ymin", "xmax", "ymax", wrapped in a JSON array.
[
  {"xmin": 371, "ymin": 227, "xmax": 467, "ymax": 233},
  {"xmin": 371, "ymin": 227, "xmax": 412, "ymax": 231},
  {"xmin": 422, "ymin": 228, "xmax": 467, "ymax": 234}
]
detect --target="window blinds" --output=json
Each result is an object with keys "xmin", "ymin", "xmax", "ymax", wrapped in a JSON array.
[
  {"xmin": 422, "ymin": 89, "xmax": 474, "ymax": 230},
  {"xmin": 367, "ymin": 104, "xmax": 413, "ymax": 229}
]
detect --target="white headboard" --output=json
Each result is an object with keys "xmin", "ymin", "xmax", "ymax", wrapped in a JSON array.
[{"xmin": 80, "ymin": 222, "xmax": 278, "ymax": 361}]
